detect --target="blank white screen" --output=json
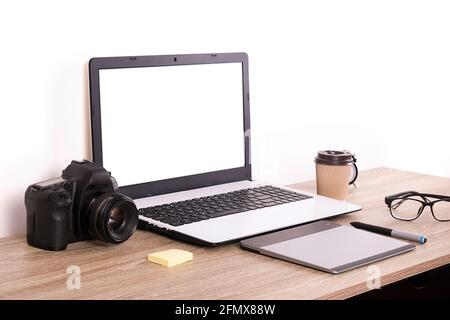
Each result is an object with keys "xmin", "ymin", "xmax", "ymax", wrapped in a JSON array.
[{"xmin": 99, "ymin": 63, "xmax": 245, "ymax": 187}]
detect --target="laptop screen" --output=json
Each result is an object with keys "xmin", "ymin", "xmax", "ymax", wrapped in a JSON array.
[{"xmin": 98, "ymin": 62, "xmax": 245, "ymax": 187}]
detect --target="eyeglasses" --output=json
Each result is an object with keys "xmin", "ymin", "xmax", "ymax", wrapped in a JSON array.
[{"xmin": 385, "ymin": 191, "xmax": 450, "ymax": 221}]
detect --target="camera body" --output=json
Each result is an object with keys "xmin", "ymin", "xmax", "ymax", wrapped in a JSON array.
[{"xmin": 25, "ymin": 160, "xmax": 138, "ymax": 251}]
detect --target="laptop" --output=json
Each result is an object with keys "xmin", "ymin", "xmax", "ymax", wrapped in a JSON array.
[{"xmin": 88, "ymin": 52, "xmax": 362, "ymax": 245}]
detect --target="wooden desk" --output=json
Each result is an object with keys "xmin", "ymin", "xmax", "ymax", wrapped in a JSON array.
[{"xmin": 0, "ymin": 168, "xmax": 449, "ymax": 299}]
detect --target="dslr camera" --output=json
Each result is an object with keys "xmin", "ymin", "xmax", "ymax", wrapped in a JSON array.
[{"xmin": 25, "ymin": 160, "xmax": 138, "ymax": 251}]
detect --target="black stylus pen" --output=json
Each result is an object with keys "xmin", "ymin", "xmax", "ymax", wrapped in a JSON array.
[{"xmin": 350, "ymin": 222, "xmax": 427, "ymax": 244}]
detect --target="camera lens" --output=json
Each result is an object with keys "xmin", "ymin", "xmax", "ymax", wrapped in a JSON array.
[{"xmin": 88, "ymin": 192, "xmax": 138, "ymax": 244}]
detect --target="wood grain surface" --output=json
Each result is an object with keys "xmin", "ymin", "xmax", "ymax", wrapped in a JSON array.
[{"xmin": 0, "ymin": 168, "xmax": 449, "ymax": 299}]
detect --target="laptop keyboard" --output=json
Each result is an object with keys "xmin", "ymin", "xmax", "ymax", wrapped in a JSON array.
[{"xmin": 138, "ymin": 185, "xmax": 312, "ymax": 227}]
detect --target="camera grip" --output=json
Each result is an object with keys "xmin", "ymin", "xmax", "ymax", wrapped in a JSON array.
[{"xmin": 25, "ymin": 188, "xmax": 71, "ymax": 251}]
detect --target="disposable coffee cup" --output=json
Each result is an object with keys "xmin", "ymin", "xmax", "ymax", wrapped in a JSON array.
[{"xmin": 315, "ymin": 150, "xmax": 357, "ymax": 200}]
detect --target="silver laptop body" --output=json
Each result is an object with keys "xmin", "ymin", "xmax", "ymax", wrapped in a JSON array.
[{"xmin": 89, "ymin": 52, "xmax": 361, "ymax": 245}]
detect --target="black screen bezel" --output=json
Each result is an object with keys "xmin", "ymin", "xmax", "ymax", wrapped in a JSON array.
[{"xmin": 89, "ymin": 52, "xmax": 251, "ymax": 199}]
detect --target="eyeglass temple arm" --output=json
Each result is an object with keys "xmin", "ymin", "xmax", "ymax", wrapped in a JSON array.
[
  {"xmin": 391, "ymin": 198, "xmax": 407, "ymax": 209},
  {"xmin": 385, "ymin": 192, "xmax": 450, "ymax": 207},
  {"xmin": 385, "ymin": 191, "xmax": 418, "ymax": 205},
  {"xmin": 390, "ymin": 196, "xmax": 434, "ymax": 209},
  {"xmin": 418, "ymin": 193, "xmax": 450, "ymax": 201}
]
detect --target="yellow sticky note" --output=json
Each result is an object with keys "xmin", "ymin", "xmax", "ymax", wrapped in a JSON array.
[{"xmin": 147, "ymin": 249, "xmax": 193, "ymax": 267}]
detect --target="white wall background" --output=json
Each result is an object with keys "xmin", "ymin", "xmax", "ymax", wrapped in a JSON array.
[{"xmin": 1, "ymin": 0, "xmax": 449, "ymax": 238}]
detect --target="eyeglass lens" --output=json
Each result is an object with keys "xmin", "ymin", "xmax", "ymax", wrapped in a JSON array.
[
  {"xmin": 390, "ymin": 197, "xmax": 423, "ymax": 220},
  {"xmin": 432, "ymin": 200, "xmax": 450, "ymax": 221}
]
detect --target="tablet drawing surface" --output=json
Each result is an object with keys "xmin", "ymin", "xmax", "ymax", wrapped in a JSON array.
[{"xmin": 241, "ymin": 220, "xmax": 415, "ymax": 274}]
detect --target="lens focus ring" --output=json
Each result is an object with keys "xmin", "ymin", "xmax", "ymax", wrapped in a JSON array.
[{"xmin": 88, "ymin": 192, "xmax": 138, "ymax": 244}]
